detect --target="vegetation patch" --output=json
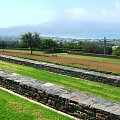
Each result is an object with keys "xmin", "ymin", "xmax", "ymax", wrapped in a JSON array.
[
  {"xmin": 0, "ymin": 49, "xmax": 120, "ymax": 75},
  {"xmin": 0, "ymin": 60, "xmax": 120, "ymax": 102},
  {"xmin": 0, "ymin": 88, "xmax": 71, "ymax": 120},
  {"xmin": 8, "ymin": 102, "xmax": 26, "ymax": 112}
]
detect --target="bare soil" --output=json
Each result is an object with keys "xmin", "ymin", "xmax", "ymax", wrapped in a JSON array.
[{"xmin": 0, "ymin": 51, "xmax": 120, "ymax": 73}]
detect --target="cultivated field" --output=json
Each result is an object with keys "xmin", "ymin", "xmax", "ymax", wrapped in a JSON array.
[
  {"xmin": 0, "ymin": 49, "xmax": 120, "ymax": 74},
  {"xmin": 0, "ymin": 60, "xmax": 120, "ymax": 102},
  {"xmin": 0, "ymin": 88, "xmax": 72, "ymax": 120}
]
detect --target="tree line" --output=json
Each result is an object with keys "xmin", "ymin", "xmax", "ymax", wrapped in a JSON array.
[{"xmin": 0, "ymin": 32, "xmax": 120, "ymax": 56}]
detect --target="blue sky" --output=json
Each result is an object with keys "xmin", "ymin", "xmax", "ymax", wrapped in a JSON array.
[{"xmin": 0, "ymin": 0, "xmax": 120, "ymax": 28}]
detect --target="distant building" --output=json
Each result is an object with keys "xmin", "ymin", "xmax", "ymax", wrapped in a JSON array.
[{"xmin": 112, "ymin": 46, "xmax": 119, "ymax": 50}]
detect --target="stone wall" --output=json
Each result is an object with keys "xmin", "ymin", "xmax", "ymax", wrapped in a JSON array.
[
  {"xmin": 0, "ymin": 70, "xmax": 120, "ymax": 120},
  {"xmin": 0, "ymin": 54, "xmax": 120, "ymax": 87},
  {"xmin": 68, "ymin": 51, "xmax": 120, "ymax": 59}
]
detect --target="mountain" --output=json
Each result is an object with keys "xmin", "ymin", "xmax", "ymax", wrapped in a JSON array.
[{"xmin": 0, "ymin": 20, "xmax": 120, "ymax": 37}]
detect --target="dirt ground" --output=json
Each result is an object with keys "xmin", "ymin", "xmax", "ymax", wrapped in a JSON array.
[{"xmin": 0, "ymin": 51, "xmax": 120, "ymax": 73}]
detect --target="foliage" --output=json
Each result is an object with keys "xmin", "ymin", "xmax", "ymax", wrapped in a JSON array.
[
  {"xmin": 20, "ymin": 32, "xmax": 41, "ymax": 55},
  {"xmin": 42, "ymin": 39, "xmax": 58, "ymax": 51},
  {"xmin": 0, "ymin": 33, "xmax": 113, "ymax": 55},
  {"xmin": 5, "ymin": 40, "xmax": 20, "ymax": 48},
  {"xmin": 0, "ymin": 40, "xmax": 6, "ymax": 51},
  {"xmin": 58, "ymin": 41, "xmax": 112, "ymax": 54},
  {"xmin": 112, "ymin": 46, "xmax": 120, "ymax": 56}
]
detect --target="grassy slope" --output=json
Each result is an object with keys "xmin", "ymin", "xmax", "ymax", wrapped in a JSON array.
[
  {"xmin": 0, "ymin": 89, "xmax": 71, "ymax": 120},
  {"xmin": 0, "ymin": 60, "xmax": 120, "ymax": 102}
]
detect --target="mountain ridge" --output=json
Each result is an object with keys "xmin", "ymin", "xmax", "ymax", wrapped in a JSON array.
[{"xmin": 0, "ymin": 20, "xmax": 120, "ymax": 36}]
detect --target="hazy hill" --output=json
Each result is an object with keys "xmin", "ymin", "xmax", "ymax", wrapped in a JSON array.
[{"xmin": 0, "ymin": 20, "xmax": 120, "ymax": 36}]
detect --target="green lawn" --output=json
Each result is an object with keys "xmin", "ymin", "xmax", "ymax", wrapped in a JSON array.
[
  {"xmin": 0, "ymin": 88, "xmax": 72, "ymax": 120},
  {"xmin": 2, "ymin": 49, "xmax": 48, "ymax": 54},
  {"xmin": 0, "ymin": 60, "xmax": 120, "ymax": 102}
]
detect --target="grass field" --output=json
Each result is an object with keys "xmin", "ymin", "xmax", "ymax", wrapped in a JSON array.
[
  {"xmin": 0, "ymin": 88, "xmax": 72, "ymax": 120},
  {"xmin": 3, "ymin": 49, "xmax": 47, "ymax": 54},
  {"xmin": 0, "ymin": 49, "xmax": 120, "ymax": 74},
  {"xmin": 0, "ymin": 60, "xmax": 120, "ymax": 102}
]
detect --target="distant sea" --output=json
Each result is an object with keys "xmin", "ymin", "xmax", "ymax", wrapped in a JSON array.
[{"xmin": 43, "ymin": 33, "xmax": 120, "ymax": 39}]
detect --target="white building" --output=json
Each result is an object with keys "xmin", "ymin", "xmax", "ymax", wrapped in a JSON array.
[{"xmin": 112, "ymin": 46, "xmax": 119, "ymax": 50}]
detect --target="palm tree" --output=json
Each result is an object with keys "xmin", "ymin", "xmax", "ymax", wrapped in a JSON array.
[{"xmin": 21, "ymin": 32, "xmax": 41, "ymax": 55}]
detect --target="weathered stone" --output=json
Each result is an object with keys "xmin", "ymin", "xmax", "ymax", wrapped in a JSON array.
[
  {"xmin": 0, "ymin": 70, "xmax": 120, "ymax": 120},
  {"xmin": 0, "ymin": 54, "xmax": 120, "ymax": 87}
]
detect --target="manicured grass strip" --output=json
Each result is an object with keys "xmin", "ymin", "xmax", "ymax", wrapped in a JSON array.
[
  {"xmin": 1, "ymin": 49, "xmax": 120, "ymax": 75},
  {"xmin": 0, "ymin": 60, "xmax": 120, "ymax": 102},
  {"xmin": 2, "ymin": 49, "xmax": 48, "ymax": 54},
  {"xmin": 0, "ymin": 88, "xmax": 72, "ymax": 120},
  {"xmin": 59, "ymin": 53, "xmax": 120, "ymax": 64},
  {"xmin": 12, "ymin": 54, "xmax": 120, "ymax": 76}
]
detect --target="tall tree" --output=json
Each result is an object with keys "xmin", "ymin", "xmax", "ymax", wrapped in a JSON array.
[
  {"xmin": 20, "ymin": 32, "xmax": 41, "ymax": 55},
  {"xmin": 33, "ymin": 32, "xmax": 41, "ymax": 49},
  {"xmin": 42, "ymin": 39, "xmax": 58, "ymax": 51},
  {"xmin": 0, "ymin": 40, "xmax": 6, "ymax": 52}
]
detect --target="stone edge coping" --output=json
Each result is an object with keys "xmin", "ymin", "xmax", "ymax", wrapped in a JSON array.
[
  {"xmin": 0, "ymin": 54, "xmax": 120, "ymax": 81},
  {"xmin": 0, "ymin": 69, "xmax": 120, "ymax": 116},
  {"xmin": 0, "ymin": 87, "xmax": 79, "ymax": 120}
]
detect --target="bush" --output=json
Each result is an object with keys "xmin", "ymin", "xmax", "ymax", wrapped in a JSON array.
[{"xmin": 112, "ymin": 46, "xmax": 120, "ymax": 56}]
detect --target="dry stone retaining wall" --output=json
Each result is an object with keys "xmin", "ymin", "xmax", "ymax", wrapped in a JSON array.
[
  {"xmin": 0, "ymin": 70, "xmax": 120, "ymax": 120},
  {"xmin": 0, "ymin": 54, "xmax": 120, "ymax": 87}
]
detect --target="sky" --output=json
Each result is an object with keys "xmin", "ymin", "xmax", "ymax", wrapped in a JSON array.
[{"xmin": 0, "ymin": 0, "xmax": 120, "ymax": 28}]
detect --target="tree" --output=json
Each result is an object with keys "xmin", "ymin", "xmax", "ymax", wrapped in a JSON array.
[
  {"xmin": 112, "ymin": 46, "xmax": 120, "ymax": 56},
  {"xmin": 6, "ymin": 40, "xmax": 20, "ymax": 49},
  {"xmin": 0, "ymin": 40, "xmax": 6, "ymax": 52},
  {"xmin": 42, "ymin": 39, "xmax": 58, "ymax": 52},
  {"xmin": 20, "ymin": 32, "xmax": 41, "ymax": 55},
  {"xmin": 33, "ymin": 32, "xmax": 41, "ymax": 49},
  {"xmin": 59, "ymin": 42, "xmax": 64, "ymax": 48}
]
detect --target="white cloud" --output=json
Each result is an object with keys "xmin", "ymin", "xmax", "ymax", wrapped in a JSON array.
[
  {"xmin": 115, "ymin": 0, "xmax": 120, "ymax": 9},
  {"xmin": 101, "ymin": 9, "xmax": 115, "ymax": 18},
  {"xmin": 62, "ymin": 7, "xmax": 120, "ymax": 23},
  {"xmin": 25, "ymin": 6, "xmax": 120, "ymax": 24},
  {"xmin": 26, "ymin": 8, "xmax": 55, "ymax": 16},
  {"xmin": 64, "ymin": 8, "xmax": 87, "ymax": 20},
  {"xmin": 43, "ymin": 10, "xmax": 56, "ymax": 16},
  {"xmin": 65, "ymin": 8, "xmax": 87, "ymax": 16},
  {"xmin": 27, "ymin": 8, "xmax": 38, "ymax": 14},
  {"xmin": 100, "ymin": 9, "xmax": 120, "ymax": 20}
]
